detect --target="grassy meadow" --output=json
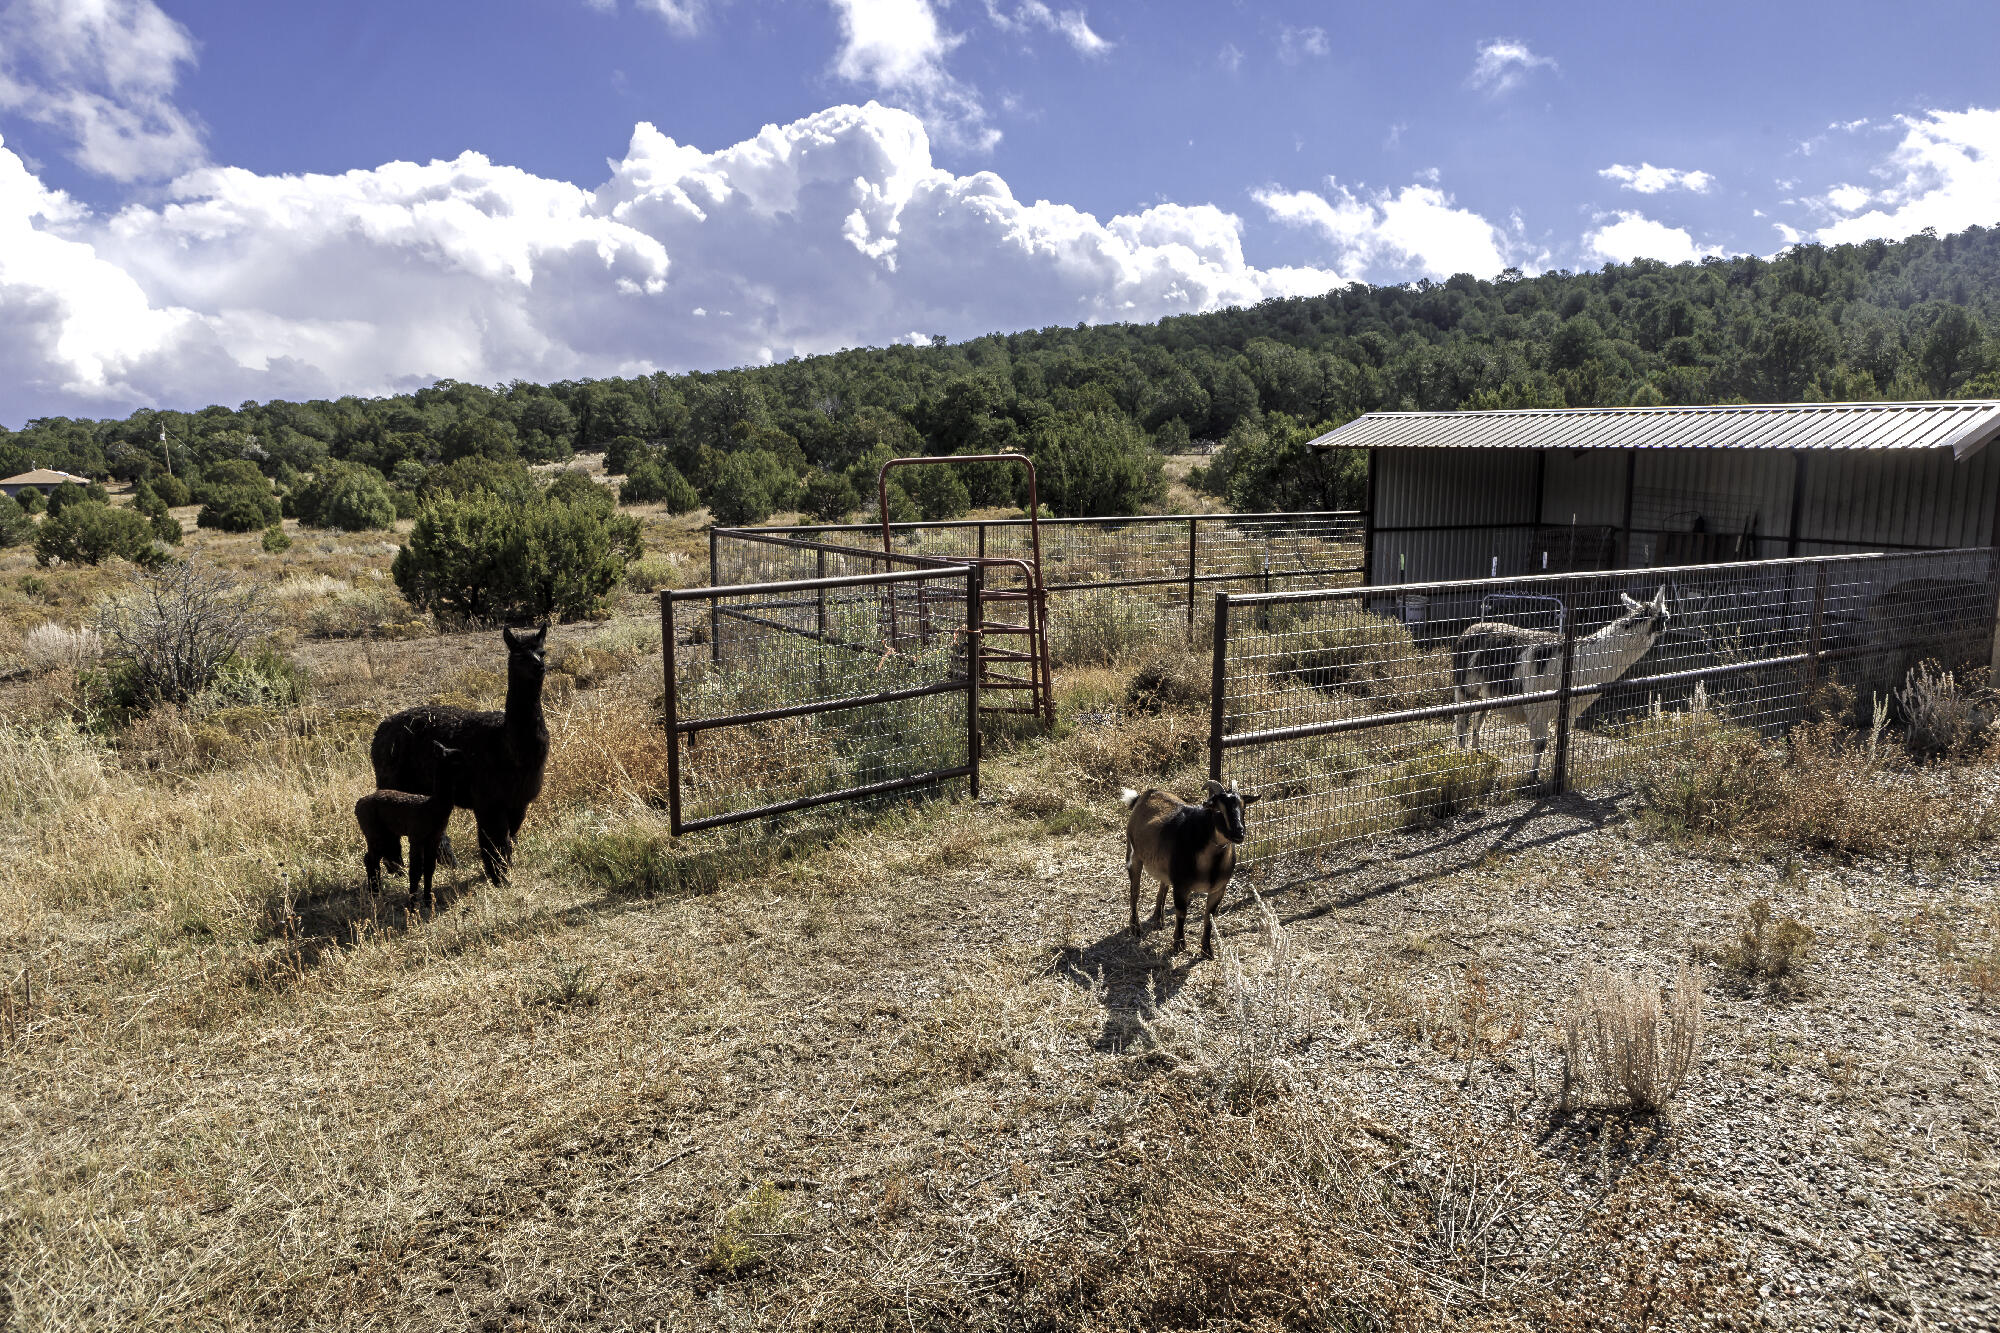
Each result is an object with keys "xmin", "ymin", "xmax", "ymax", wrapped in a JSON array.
[{"xmin": 2, "ymin": 472, "xmax": 1998, "ymax": 1330}]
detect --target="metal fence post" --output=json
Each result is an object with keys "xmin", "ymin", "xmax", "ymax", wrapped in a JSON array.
[
  {"xmin": 816, "ymin": 548, "xmax": 828, "ymax": 642},
  {"xmin": 1186, "ymin": 516, "xmax": 1199, "ymax": 639},
  {"xmin": 1805, "ymin": 561, "xmax": 1827, "ymax": 706},
  {"xmin": 966, "ymin": 567, "xmax": 982, "ymax": 799},
  {"xmin": 1550, "ymin": 590, "xmax": 1578, "ymax": 795},
  {"xmin": 707, "ymin": 528, "xmax": 722, "ymax": 665},
  {"xmin": 1208, "ymin": 592, "xmax": 1230, "ymax": 783},
  {"xmin": 661, "ymin": 592, "xmax": 683, "ymax": 835}
]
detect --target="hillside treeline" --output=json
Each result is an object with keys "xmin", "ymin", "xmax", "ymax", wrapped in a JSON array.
[{"xmin": 5, "ymin": 225, "xmax": 1999, "ymax": 523}]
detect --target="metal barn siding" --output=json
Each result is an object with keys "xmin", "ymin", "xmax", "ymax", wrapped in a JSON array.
[
  {"xmin": 1370, "ymin": 446, "xmax": 1538, "ymax": 585},
  {"xmin": 1797, "ymin": 447, "xmax": 2000, "ymax": 552},
  {"xmin": 1540, "ymin": 449, "xmax": 1628, "ymax": 530},
  {"xmin": 1628, "ymin": 448, "xmax": 1799, "ymax": 562}
]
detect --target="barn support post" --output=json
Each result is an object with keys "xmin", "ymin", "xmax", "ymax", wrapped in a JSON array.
[
  {"xmin": 1618, "ymin": 449, "xmax": 1637, "ymax": 568},
  {"xmin": 1208, "ymin": 593, "xmax": 1230, "ymax": 783},
  {"xmin": 1787, "ymin": 451, "xmax": 1809, "ymax": 558},
  {"xmin": 1550, "ymin": 590, "xmax": 1578, "ymax": 795},
  {"xmin": 1361, "ymin": 447, "xmax": 1379, "ymax": 587},
  {"xmin": 1531, "ymin": 448, "xmax": 1547, "ymax": 572}
]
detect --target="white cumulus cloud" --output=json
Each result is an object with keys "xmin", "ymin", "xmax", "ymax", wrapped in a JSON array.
[
  {"xmin": 1256, "ymin": 177, "xmax": 1514, "ymax": 280},
  {"xmin": 0, "ymin": 104, "xmax": 1347, "ymax": 420},
  {"xmin": 1599, "ymin": 162, "xmax": 1714, "ymax": 194},
  {"xmin": 829, "ymin": 0, "xmax": 995, "ymax": 151},
  {"xmin": 1815, "ymin": 108, "xmax": 2000, "ymax": 244},
  {"xmin": 0, "ymin": 0, "xmax": 206, "ymax": 180},
  {"xmin": 1582, "ymin": 211, "xmax": 1722, "ymax": 266},
  {"xmin": 1824, "ymin": 182, "xmax": 1872, "ymax": 212},
  {"xmin": 1467, "ymin": 38, "xmax": 1554, "ymax": 95}
]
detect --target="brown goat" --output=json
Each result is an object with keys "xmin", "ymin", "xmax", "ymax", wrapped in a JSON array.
[
  {"xmin": 1120, "ymin": 779, "xmax": 1260, "ymax": 958},
  {"xmin": 355, "ymin": 788, "xmax": 455, "ymax": 913}
]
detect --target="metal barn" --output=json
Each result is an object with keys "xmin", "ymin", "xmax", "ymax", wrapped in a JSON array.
[{"xmin": 1312, "ymin": 401, "xmax": 2000, "ymax": 588}]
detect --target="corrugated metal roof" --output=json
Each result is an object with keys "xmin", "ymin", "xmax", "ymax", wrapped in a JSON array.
[{"xmin": 1311, "ymin": 401, "xmax": 2000, "ymax": 461}]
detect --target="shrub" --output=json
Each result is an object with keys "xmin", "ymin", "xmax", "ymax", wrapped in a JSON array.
[
  {"xmin": 544, "ymin": 470, "xmax": 615, "ymax": 512},
  {"xmin": 1125, "ymin": 647, "xmax": 1210, "ymax": 713},
  {"xmin": 1561, "ymin": 962, "xmax": 1704, "ymax": 1114},
  {"xmin": 801, "ymin": 470, "xmax": 859, "ymax": 522},
  {"xmin": 603, "ymin": 434, "xmax": 650, "ymax": 475},
  {"xmin": 0, "ymin": 499, "xmax": 31, "ymax": 548},
  {"xmin": 1268, "ymin": 605, "xmax": 1446, "ymax": 708},
  {"xmin": 150, "ymin": 512, "xmax": 183, "ymax": 545},
  {"xmin": 1387, "ymin": 746, "xmax": 1500, "ymax": 826},
  {"xmin": 34, "ymin": 501, "xmax": 165, "ymax": 567},
  {"xmin": 261, "ymin": 524, "xmax": 292, "ymax": 553},
  {"xmin": 1634, "ymin": 712, "xmax": 1781, "ymax": 839},
  {"xmin": 1721, "ymin": 897, "xmax": 1814, "ymax": 994},
  {"xmin": 902, "ymin": 465, "xmax": 972, "ymax": 520},
  {"xmin": 392, "ymin": 492, "xmax": 640, "ymax": 622},
  {"xmin": 293, "ymin": 461, "xmax": 397, "ymax": 531},
  {"xmin": 419, "ymin": 455, "xmax": 541, "ymax": 505},
  {"xmin": 1025, "ymin": 409, "xmax": 1165, "ymax": 516},
  {"xmin": 151, "ymin": 473, "xmax": 191, "ymax": 507},
  {"xmin": 707, "ymin": 449, "xmax": 800, "ymax": 525},
  {"xmin": 95, "ymin": 560, "xmax": 270, "ymax": 707},
  {"xmin": 132, "ymin": 480, "xmax": 167, "ymax": 519},
  {"xmin": 1050, "ymin": 590, "xmax": 1156, "ymax": 667},
  {"xmin": 197, "ymin": 485, "xmax": 281, "ymax": 532},
  {"xmin": 1896, "ymin": 661, "xmax": 1996, "ymax": 761},
  {"xmin": 20, "ymin": 622, "xmax": 104, "ymax": 674},
  {"xmin": 620, "ymin": 456, "xmax": 700, "ymax": 511},
  {"xmin": 14, "ymin": 485, "xmax": 44, "ymax": 514},
  {"xmin": 44, "ymin": 481, "xmax": 104, "ymax": 516}
]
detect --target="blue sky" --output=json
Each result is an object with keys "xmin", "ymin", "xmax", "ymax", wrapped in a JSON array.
[{"xmin": 2, "ymin": 0, "xmax": 1998, "ymax": 422}]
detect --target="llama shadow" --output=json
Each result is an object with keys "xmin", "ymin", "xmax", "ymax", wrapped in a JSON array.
[
  {"xmin": 1051, "ymin": 923, "xmax": 1206, "ymax": 1053},
  {"xmin": 255, "ymin": 868, "xmax": 477, "ymax": 977}
]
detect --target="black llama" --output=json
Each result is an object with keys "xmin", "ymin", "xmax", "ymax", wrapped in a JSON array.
[{"xmin": 370, "ymin": 625, "xmax": 549, "ymax": 885}]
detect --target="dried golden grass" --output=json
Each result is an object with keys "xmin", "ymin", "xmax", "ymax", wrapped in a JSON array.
[{"xmin": 540, "ymin": 691, "xmax": 675, "ymax": 811}]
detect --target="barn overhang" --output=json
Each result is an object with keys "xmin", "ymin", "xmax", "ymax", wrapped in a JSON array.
[{"xmin": 1312, "ymin": 400, "xmax": 2000, "ymax": 461}]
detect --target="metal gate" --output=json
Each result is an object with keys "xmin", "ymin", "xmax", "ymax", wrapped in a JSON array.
[{"xmin": 660, "ymin": 566, "xmax": 981, "ymax": 834}]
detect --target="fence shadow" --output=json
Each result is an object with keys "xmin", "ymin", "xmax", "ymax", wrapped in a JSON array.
[
  {"xmin": 1051, "ymin": 922, "xmax": 1205, "ymax": 1053},
  {"xmin": 1260, "ymin": 788, "xmax": 1631, "ymax": 923}
]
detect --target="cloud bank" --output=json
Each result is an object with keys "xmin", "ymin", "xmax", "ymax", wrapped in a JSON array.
[{"xmin": 0, "ymin": 104, "xmax": 1345, "ymax": 421}]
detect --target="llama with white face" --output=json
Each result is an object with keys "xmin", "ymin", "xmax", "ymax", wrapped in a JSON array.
[{"xmin": 1451, "ymin": 587, "xmax": 1671, "ymax": 781}]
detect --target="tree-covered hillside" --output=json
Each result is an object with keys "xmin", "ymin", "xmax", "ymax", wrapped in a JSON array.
[{"xmin": 6, "ymin": 225, "xmax": 1999, "ymax": 522}]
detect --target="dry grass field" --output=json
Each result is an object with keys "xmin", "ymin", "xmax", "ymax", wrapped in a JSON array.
[{"xmin": 3, "ymin": 486, "xmax": 1999, "ymax": 1330}]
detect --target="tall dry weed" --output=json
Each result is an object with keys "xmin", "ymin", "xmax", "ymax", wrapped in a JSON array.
[{"xmin": 1561, "ymin": 961, "xmax": 1704, "ymax": 1114}]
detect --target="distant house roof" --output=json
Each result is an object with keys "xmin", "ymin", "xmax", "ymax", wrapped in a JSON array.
[
  {"xmin": 1310, "ymin": 401, "xmax": 2000, "ymax": 461},
  {"xmin": 0, "ymin": 468, "xmax": 91, "ymax": 488}
]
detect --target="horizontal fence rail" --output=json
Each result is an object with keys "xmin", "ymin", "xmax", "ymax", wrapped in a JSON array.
[
  {"xmin": 716, "ymin": 511, "xmax": 1367, "ymax": 661},
  {"xmin": 661, "ymin": 565, "xmax": 979, "ymax": 834},
  {"xmin": 1210, "ymin": 547, "xmax": 2000, "ymax": 870}
]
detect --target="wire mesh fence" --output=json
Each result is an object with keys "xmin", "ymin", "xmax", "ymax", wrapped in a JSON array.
[
  {"xmin": 1210, "ymin": 548, "xmax": 2000, "ymax": 870},
  {"xmin": 715, "ymin": 512, "xmax": 1365, "ymax": 662},
  {"xmin": 661, "ymin": 565, "xmax": 978, "ymax": 833}
]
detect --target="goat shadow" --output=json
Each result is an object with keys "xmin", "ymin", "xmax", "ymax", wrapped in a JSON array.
[
  {"xmin": 1048, "ymin": 789, "xmax": 1630, "ymax": 1050},
  {"xmin": 1051, "ymin": 919, "xmax": 1213, "ymax": 1053}
]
